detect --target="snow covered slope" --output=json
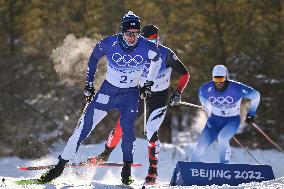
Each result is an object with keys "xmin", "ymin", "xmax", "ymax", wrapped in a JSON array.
[{"xmin": 1, "ymin": 138, "xmax": 284, "ymax": 188}]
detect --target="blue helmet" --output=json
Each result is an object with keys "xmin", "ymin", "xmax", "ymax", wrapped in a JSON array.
[{"xmin": 121, "ymin": 11, "xmax": 140, "ymax": 32}]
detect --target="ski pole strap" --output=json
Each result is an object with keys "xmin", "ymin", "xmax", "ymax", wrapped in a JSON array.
[
  {"xmin": 252, "ymin": 123, "xmax": 284, "ymax": 153},
  {"xmin": 233, "ymin": 137, "xmax": 261, "ymax": 165},
  {"xmin": 179, "ymin": 101, "xmax": 204, "ymax": 109}
]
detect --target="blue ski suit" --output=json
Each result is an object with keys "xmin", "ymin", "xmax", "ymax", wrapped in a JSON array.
[
  {"xmin": 191, "ymin": 80, "xmax": 260, "ymax": 163},
  {"xmin": 61, "ymin": 34, "xmax": 161, "ymax": 162}
]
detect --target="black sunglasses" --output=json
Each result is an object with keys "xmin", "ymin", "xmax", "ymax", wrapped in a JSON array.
[{"xmin": 124, "ymin": 31, "xmax": 140, "ymax": 37}]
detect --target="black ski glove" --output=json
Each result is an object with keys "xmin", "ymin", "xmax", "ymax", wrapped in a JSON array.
[
  {"xmin": 245, "ymin": 114, "xmax": 255, "ymax": 124},
  {"xmin": 84, "ymin": 82, "xmax": 95, "ymax": 102},
  {"xmin": 170, "ymin": 91, "xmax": 181, "ymax": 106},
  {"xmin": 140, "ymin": 81, "xmax": 154, "ymax": 99}
]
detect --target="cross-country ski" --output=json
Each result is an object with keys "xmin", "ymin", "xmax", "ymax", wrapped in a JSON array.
[{"xmin": 17, "ymin": 161, "xmax": 143, "ymax": 171}]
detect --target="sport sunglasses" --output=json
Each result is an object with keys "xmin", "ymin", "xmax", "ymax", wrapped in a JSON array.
[{"xmin": 213, "ymin": 77, "xmax": 226, "ymax": 83}]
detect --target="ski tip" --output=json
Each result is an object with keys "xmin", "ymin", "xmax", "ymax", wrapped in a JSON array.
[
  {"xmin": 15, "ymin": 179, "xmax": 52, "ymax": 185},
  {"xmin": 132, "ymin": 163, "xmax": 143, "ymax": 167},
  {"xmin": 16, "ymin": 166, "xmax": 28, "ymax": 170}
]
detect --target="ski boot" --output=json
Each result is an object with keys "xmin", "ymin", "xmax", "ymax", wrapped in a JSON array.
[
  {"xmin": 87, "ymin": 146, "xmax": 114, "ymax": 164},
  {"xmin": 37, "ymin": 156, "xmax": 69, "ymax": 183},
  {"xmin": 121, "ymin": 161, "xmax": 134, "ymax": 185},
  {"xmin": 145, "ymin": 160, "xmax": 158, "ymax": 184}
]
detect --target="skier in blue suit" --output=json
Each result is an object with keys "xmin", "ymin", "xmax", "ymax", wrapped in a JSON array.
[
  {"xmin": 87, "ymin": 24, "xmax": 190, "ymax": 184},
  {"xmin": 38, "ymin": 11, "xmax": 161, "ymax": 185},
  {"xmin": 191, "ymin": 65, "xmax": 260, "ymax": 163}
]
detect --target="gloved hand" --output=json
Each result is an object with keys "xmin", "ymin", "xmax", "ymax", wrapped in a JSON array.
[
  {"xmin": 170, "ymin": 91, "xmax": 181, "ymax": 106},
  {"xmin": 140, "ymin": 81, "xmax": 154, "ymax": 99},
  {"xmin": 84, "ymin": 82, "xmax": 95, "ymax": 102},
  {"xmin": 245, "ymin": 114, "xmax": 255, "ymax": 124}
]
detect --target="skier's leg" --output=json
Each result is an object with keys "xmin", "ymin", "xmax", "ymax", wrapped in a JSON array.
[
  {"xmin": 144, "ymin": 90, "xmax": 169, "ymax": 183},
  {"xmin": 61, "ymin": 108, "xmax": 107, "ymax": 160},
  {"xmin": 145, "ymin": 104, "xmax": 166, "ymax": 178},
  {"xmin": 89, "ymin": 100, "xmax": 144, "ymax": 163},
  {"xmin": 38, "ymin": 83, "xmax": 114, "ymax": 183},
  {"xmin": 106, "ymin": 99, "xmax": 143, "ymax": 149},
  {"xmin": 105, "ymin": 98, "xmax": 144, "ymax": 148},
  {"xmin": 146, "ymin": 106, "xmax": 167, "ymax": 141},
  {"xmin": 145, "ymin": 132, "xmax": 160, "ymax": 183},
  {"xmin": 61, "ymin": 82, "xmax": 116, "ymax": 160},
  {"xmin": 191, "ymin": 119, "xmax": 218, "ymax": 162},
  {"xmin": 118, "ymin": 90, "xmax": 139, "ymax": 185},
  {"xmin": 38, "ymin": 102, "xmax": 108, "ymax": 183},
  {"xmin": 119, "ymin": 93, "xmax": 139, "ymax": 162},
  {"xmin": 218, "ymin": 116, "xmax": 240, "ymax": 163}
]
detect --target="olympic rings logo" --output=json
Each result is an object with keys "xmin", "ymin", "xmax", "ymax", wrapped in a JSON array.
[
  {"xmin": 209, "ymin": 96, "xmax": 234, "ymax": 105},
  {"xmin": 112, "ymin": 53, "xmax": 144, "ymax": 67}
]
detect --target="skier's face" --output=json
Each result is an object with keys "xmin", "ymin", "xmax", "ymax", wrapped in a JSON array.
[
  {"xmin": 213, "ymin": 77, "xmax": 226, "ymax": 90},
  {"xmin": 123, "ymin": 29, "xmax": 140, "ymax": 45}
]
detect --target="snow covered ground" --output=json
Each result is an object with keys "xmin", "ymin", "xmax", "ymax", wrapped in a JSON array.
[{"xmin": 1, "ymin": 138, "xmax": 284, "ymax": 189}]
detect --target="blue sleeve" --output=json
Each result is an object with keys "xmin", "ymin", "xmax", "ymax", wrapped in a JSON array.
[
  {"xmin": 198, "ymin": 87, "xmax": 207, "ymax": 107},
  {"xmin": 198, "ymin": 85, "xmax": 211, "ymax": 115},
  {"xmin": 86, "ymin": 38, "xmax": 108, "ymax": 83},
  {"xmin": 239, "ymin": 83, "xmax": 260, "ymax": 116}
]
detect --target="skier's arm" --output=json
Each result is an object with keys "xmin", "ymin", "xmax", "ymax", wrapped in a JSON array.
[
  {"xmin": 86, "ymin": 38, "xmax": 108, "ymax": 84},
  {"xmin": 198, "ymin": 86, "xmax": 211, "ymax": 116},
  {"xmin": 166, "ymin": 50, "xmax": 190, "ymax": 93},
  {"xmin": 241, "ymin": 84, "xmax": 261, "ymax": 116}
]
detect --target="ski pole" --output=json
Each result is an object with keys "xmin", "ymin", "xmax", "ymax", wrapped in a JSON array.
[
  {"xmin": 179, "ymin": 101, "xmax": 204, "ymax": 109},
  {"xmin": 251, "ymin": 123, "xmax": 284, "ymax": 153},
  {"xmin": 143, "ymin": 98, "xmax": 147, "ymax": 135},
  {"xmin": 233, "ymin": 137, "xmax": 261, "ymax": 165}
]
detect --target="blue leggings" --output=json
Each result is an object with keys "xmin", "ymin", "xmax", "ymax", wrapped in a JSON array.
[
  {"xmin": 61, "ymin": 80, "xmax": 139, "ymax": 162},
  {"xmin": 191, "ymin": 115, "xmax": 240, "ymax": 163}
]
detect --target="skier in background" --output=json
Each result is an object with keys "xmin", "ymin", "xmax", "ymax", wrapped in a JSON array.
[
  {"xmin": 191, "ymin": 65, "xmax": 260, "ymax": 163},
  {"xmin": 87, "ymin": 24, "xmax": 190, "ymax": 184},
  {"xmin": 37, "ymin": 11, "xmax": 162, "ymax": 185}
]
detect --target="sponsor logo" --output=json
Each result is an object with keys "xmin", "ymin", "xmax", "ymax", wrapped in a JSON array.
[{"xmin": 190, "ymin": 168, "xmax": 265, "ymax": 181}]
